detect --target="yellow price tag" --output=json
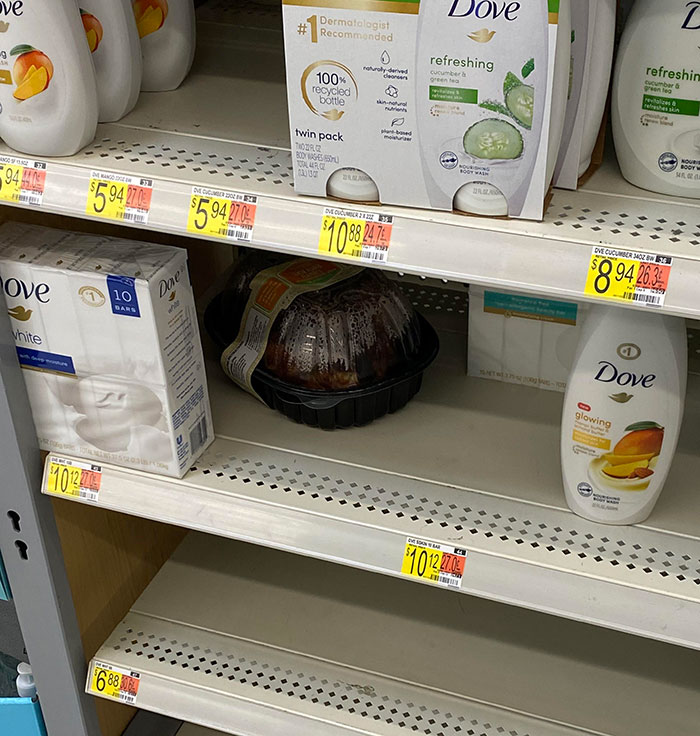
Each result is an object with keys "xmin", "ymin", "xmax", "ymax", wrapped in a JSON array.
[
  {"xmin": 584, "ymin": 251, "xmax": 640, "ymax": 302},
  {"xmin": 46, "ymin": 461, "xmax": 81, "ymax": 497},
  {"xmin": 188, "ymin": 193, "xmax": 231, "ymax": 238},
  {"xmin": 318, "ymin": 214, "xmax": 367, "ymax": 260},
  {"xmin": 0, "ymin": 163, "xmax": 23, "ymax": 203},
  {"xmin": 400, "ymin": 537, "xmax": 466, "ymax": 588},
  {"xmin": 87, "ymin": 178, "xmax": 128, "ymax": 221},
  {"xmin": 90, "ymin": 662, "xmax": 140, "ymax": 704}
]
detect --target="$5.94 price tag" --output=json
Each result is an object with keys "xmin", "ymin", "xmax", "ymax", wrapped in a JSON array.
[
  {"xmin": 0, "ymin": 155, "xmax": 47, "ymax": 206},
  {"xmin": 319, "ymin": 207, "xmax": 393, "ymax": 263},
  {"xmin": 584, "ymin": 247, "xmax": 673, "ymax": 308},
  {"xmin": 401, "ymin": 537, "xmax": 467, "ymax": 589},
  {"xmin": 86, "ymin": 171, "xmax": 153, "ymax": 225},
  {"xmin": 187, "ymin": 186, "xmax": 257, "ymax": 242},
  {"xmin": 45, "ymin": 457, "xmax": 102, "ymax": 502},
  {"xmin": 90, "ymin": 662, "xmax": 140, "ymax": 704}
]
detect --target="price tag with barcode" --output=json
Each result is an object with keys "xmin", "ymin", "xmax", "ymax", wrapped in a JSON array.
[
  {"xmin": 187, "ymin": 187, "xmax": 257, "ymax": 241},
  {"xmin": 45, "ymin": 457, "xmax": 102, "ymax": 502},
  {"xmin": 584, "ymin": 247, "xmax": 672, "ymax": 308},
  {"xmin": 401, "ymin": 537, "xmax": 467, "ymax": 589},
  {"xmin": 86, "ymin": 171, "xmax": 153, "ymax": 224},
  {"xmin": 319, "ymin": 207, "xmax": 393, "ymax": 263},
  {"xmin": 90, "ymin": 662, "xmax": 140, "ymax": 704},
  {"xmin": 0, "ymin": 155, "xmax": 46, "ymax": 206}
]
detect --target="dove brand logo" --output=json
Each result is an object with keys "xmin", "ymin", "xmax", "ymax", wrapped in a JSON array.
[
  {"xmin": 0, "ymin": 276, "xmax": 50, "ymax": 302},
  {"xmin": 682, "ymin": 1, "xmax": 700, "ymax": 30},
  {"xmin": 447, "ymin": 0, "xmax": 521, "ymax": 21},
  {"xmin": 0, "ymin": 1, "xmax": 23, "ymax": 16},
  {"xmin": 594, "ymin": 361, "xmax": 656, "ymax": 389},
  {"xmin": 159, "ymin": 271, "xmax": 181, "ymax": 299}
]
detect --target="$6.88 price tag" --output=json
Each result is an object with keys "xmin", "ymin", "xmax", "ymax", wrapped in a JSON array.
[
  {"xmin": 584, "ymin": 247, "xmax": 672, "ymax": 308},
  {"xmin": 401, "ymin": 537, "xmax": 467, "ymax": 589},
  {"xmin": 90, "ymin": 662, "xmax": 140, "ymax": 704}
]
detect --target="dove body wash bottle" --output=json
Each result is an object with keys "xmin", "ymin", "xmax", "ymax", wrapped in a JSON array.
[
  {"xmin": 282, "ymin": 0, "xmax": 570, "ymax": 220},
  {"xmin": 0, "ymin": 0, "xmax": 98, "ymax": 156},
  {"xmin": 560, "ymin": 306, "xmax": 687, "ymax": 525}
]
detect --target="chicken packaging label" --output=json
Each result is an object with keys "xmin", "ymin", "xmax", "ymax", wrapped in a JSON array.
[
  {"xmin": 0, "ymin": 222, "xmax": 213, "ymax": 478},
  {"xmin": 221, "ymin": 258, "xmax": 361, "ymax": 400}
]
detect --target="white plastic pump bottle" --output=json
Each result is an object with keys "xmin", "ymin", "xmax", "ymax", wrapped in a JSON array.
[
  {"xmin": 80, "ymin": 0, "xmax": 143, "ymax": 122},
  {"xmin": 134, "ymin": 0, "xmax": 196, "ymax": 92},
  {"xmin": 561, "ymin": 306, "xmax": 687, "ymax": 525},
  {"xmin": 0, "ymin": 0, "xmax": 98, "ymax": 156},
  {"xmin": 612, "ymin": 0, "xmax": 700, "ymax": 198}
]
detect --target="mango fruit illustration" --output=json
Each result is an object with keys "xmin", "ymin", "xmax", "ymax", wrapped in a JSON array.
[
  {"xmin": 80, "ymin": 10, "xmax": 104, "ymax": 53},
  {"xmin": 133, "ymin": 0, "xmax": 168, "ymax": 39},
  {"xmin": 11, "ymin": 45, "xmax": 53, "ymax": 101},
  {"xmin": 602, "ymin": 422, "xmax": 664, "ymax": 479}
]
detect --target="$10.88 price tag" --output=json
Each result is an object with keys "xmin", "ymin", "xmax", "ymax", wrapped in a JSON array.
[
  {"xmin": 319, "ymin": 207, "xmax": 393, "ymax": 263},
  {"xmin": 187, "ymin": 186, "xmax": 257, "ymax": 242},
  {"xmin": 45, "ymin": 457, "xmax": 102, "ymax": 502},
  {"xmin": 90, "ymin": 662, "xmax": 140, "ymax": 704},
  {"xmin": 584, "ymin": 247, "xmax": 673, "ymax": 308},
  {"xmin": 0, "ymin": 156, "xmax": 46, "ymax": 206},
  {"xmin": 86, "ymin": 171, "xmax": 153, "ymax": 225},
  {"xmin": 401, "ymin": 537, "xmax": 467, "ymax": 589}
]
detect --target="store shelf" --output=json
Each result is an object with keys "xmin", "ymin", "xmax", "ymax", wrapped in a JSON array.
[
  {"xmin": 1, "ymin": 11, "xmax": 700, "ymax": 316},
  {"xmin": 89, "ymin": 533, "xmax": 700, "ymax": 736},
  {"xmin": 45, "ymin": 285, "xmax": 700, "ymax": 650}
]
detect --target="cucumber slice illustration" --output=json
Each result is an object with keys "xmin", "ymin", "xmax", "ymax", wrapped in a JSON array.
[
  {"xmin": 505, "ymin": 84, "xmax": 534, "ymax": 129},
  {"xmin": 463, "ymin": 119, "xmax": 523, "ymax": 160}
]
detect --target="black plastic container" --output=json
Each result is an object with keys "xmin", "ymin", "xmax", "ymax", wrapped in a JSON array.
[{"xmin": 205, "ymin": 293, "xmax": 439, "ymax": 430}]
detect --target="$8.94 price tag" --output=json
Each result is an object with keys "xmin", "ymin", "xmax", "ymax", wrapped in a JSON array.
[
  {"xmin": 0, "ymin": 156, "xmax": 46, "ymax": 206},
  {"xmin": 187, "ymin": 186, "xmax": 257, "ymax": 242},
  {"xmin": 86, "ymin": 170, "xmax": 153, "ymax": 225},
  {"xmin": 319, "ymin": 207, "xmax": 393, "ymax": 263},
  {"xmin": 401, "ymin": 537, "xmax": 467, "ymax": 589},
  {"xmin": 45, "ymin": 457, "xmax": 101, "ymax": 502},
  {"xmin": 90, "ymin": 662, "xmax": 140, "ymax": 704},
  {"xmin": 584, "ymin": 247, "xmax": 673, "ymax": 308}
]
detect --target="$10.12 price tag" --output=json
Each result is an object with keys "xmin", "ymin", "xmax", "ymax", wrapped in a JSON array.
[
  {"xmin": 401, "ymin": 537, "xmax": 467, "ymax": 589},
  {"xmin": 45, "ymin": 457, "xmax": 102, "ymax": 502},
  {"xmin": 90, "ymin": 662, "xmax": 140, "ymax": 704},
  {"xmin": 86, "ymin": 171, "xmax": 153, "ymax": 224},
  {"xmin": 0, "ymin": 155, "xmax": 47, "ymax": 206},
  {"xmin": 319, "ymin": 207, "xmax": 393, "ymax": 263},
  {"xmin": 584, "ymin": 247, "xmax": 673, "ymax": 308},
  {"xmin": 187, "ymin": 187, "xmax": 257, "ymax": 241}
]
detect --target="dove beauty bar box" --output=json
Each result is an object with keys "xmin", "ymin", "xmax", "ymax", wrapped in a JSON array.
[
  {"xmin": 282, "ymin": 0, "xmax": 568, "ymax": 219},
  {"xmin": 0, "ymin": 223, "xmax": 213, "ymax": 477}
]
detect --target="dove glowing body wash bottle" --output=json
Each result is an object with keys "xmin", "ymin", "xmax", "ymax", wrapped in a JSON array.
[
  {"xmin": 80, "ymin": 0, "xmax": 142, "ymax": 122},
  {"xmin": 282, "ymin": 0, "xmax": 570, "ymax": 220},
  {"xmin": 0, "ymin": 0, "xmax": 98, "ymax": 156},
  {"xmin": 560, "ymin": 306, "xmax": 687, "ymax": 525}
]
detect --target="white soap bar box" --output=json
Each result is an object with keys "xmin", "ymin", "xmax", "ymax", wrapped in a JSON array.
[
  {"xmin": 468, "ymin": 286, "xmax": 585, "ymax": 392},
  {"xmin": 0, "ymin": 223, "xmax": 213, "ymax": 477}
]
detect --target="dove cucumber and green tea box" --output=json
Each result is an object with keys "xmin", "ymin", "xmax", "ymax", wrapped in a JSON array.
[
  {"xmin": 0, "ymin": 223, "xmax": 213, "ymax": 478},
  {"xmin": 282, "ymin": 0, "xmax": 566, "ymax": 219}
]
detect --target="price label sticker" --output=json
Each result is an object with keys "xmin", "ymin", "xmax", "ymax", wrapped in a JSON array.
[
  {"xmin": 0, "ymin": 155, "xmax": 47, "ymax": 206},
  {"xmin": 584, "ymin": 247, "xmax": 673, "ymax": 308},
  {"xmin": 90, "ymin": 662, "xmax": 140, "ymax": 704},
  {"xmin": 319, "ymin": 207, "xmax": 393, "ymax": 263},
  {"xmin": 187, "ymin": 186, "xmax": 257, "ymax": 241},
  {"xmin": 86, "ymin": 171, "xmax": 153, "ymax": 225},
  {"xmin": 45, "ymin": 457, "xmax": 102, "ymax": 502},
  {"xmin": 401, "ymin": 537, "xmax": 467, "ymax": 589}
]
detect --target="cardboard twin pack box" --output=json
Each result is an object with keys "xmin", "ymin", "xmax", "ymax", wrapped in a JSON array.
[
  {"xmin": 0, "ymin": 223, "xmax": 213, "ymax": 477},
  {"xmin": 468, "ymin": 286, "xmax": 586, "ymax": 392},
  {"xmin": 282, "ymin": 0, "xmax": 569, "ymax": 219}
]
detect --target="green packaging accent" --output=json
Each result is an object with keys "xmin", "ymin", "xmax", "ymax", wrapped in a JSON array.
[
  {"xmin": 642, "ymin": 94, "xmax": 700, "ymax": 117},
  {"xmin": 429, "ymin": 86, "xmax": 478, "ymax": 104},
  {"xmin": 483, "ymin": 291, "xmax": 579, "ymax": 325},
  {"xmin": 548, "ymin": 0, "xmax": 560, "ymax": 12}
]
